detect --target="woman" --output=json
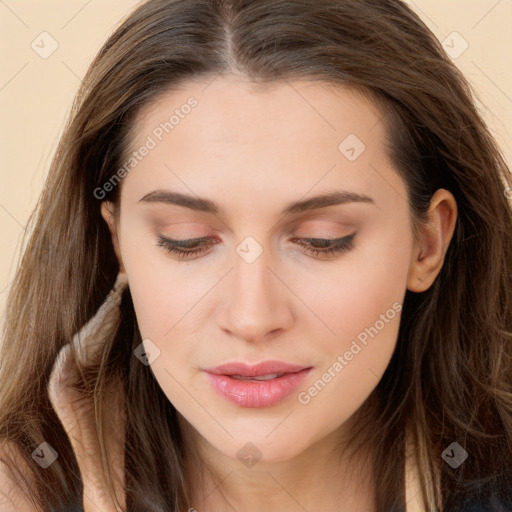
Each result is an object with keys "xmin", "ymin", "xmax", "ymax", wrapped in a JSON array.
[{"xmin": 1, "ymin": 0, "xmax": 511, "ymax": 510}]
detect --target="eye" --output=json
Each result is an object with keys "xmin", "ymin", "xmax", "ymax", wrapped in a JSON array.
[
  {"xmin": 156, "ymin": 235, "xmax": 216, "ymax": 260},
  {"xmin": 156, "ymin": 233, "xmax": 356, "ymax": 260},
  {"xmin": 290, "ymin": 233, "xmax": 356, "ymax": 258}
]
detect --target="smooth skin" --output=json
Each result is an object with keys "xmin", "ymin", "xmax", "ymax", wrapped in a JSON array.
[{"xmin": 98, "ymin": 75, "xmax": 457, "ymax": 512}]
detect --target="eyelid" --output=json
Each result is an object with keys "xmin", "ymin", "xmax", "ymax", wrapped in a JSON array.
[
  {"xmin": 296, "ymin": 233, "xmax": 355, "ymax": 243},
  {"xmin": 158, "ymin": 233, "xmax": 352, "ymax": 245},
  {"xmin": 156, "ymin": 232, "xmax": 357, "ymax": 260},
  {"xmin": 162, "ymin": 235, "xmax": 210, "ymax": 246}
]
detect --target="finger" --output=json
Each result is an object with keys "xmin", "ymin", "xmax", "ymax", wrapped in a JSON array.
[
  {"xmin": 48, "ymin": 272, "xmax": 128, "ymax": 409},
  {"xmin": 46, "ymin": 273, "xmax": 128, "ymax": 511},
  {"xmin": 72, "ymin": 272, "xmax": 128, "ymax": 365},
  {"xmin": 48, "ymin": 343, "xmax": 73, "ymax": 406}
]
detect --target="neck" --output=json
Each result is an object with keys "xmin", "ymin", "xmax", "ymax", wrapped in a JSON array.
[{"xmin": 179, "ymin": 415, "xmax": 376, "ymax": 512}]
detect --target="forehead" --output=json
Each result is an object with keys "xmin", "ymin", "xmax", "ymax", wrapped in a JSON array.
[
  {"xmin": 130, "ymin": 75, "xmax": 385, "ymax": 149},
  {"xmin": 120, "ymin": 75, "xmax": 404, "ymax": 215}
]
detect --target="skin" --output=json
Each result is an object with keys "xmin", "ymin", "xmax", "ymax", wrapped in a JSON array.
[{"xmin": 101, "ymin": 74, "xmax": 457, "ymax": 512}]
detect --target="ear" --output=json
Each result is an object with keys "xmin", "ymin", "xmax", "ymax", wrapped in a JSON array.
[
  {"xmin": 101, "ymin": 201, "xmax": 126, "ymax": 273},
  {"xmin": 407, "ymin": 189, "xmax": 458, "ymax": 293}
]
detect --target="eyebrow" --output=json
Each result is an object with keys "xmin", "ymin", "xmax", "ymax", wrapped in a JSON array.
[{"xmin": 138, "ymin": 189, "xmax": 375, "ymax": 216}]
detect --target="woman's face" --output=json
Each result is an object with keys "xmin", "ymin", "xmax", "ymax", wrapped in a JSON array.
[{"xmin": 103, "ymin": 75, "xmax": 419, "ymax": 464}]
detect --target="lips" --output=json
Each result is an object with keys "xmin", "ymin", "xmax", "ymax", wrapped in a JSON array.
[
  {"xmin": 202, "ymin": 360, "xmax": 313, "ymax": 408},
  {"xmin": 202, "ymin": 360, "xmax": 310, "ymax": 378}
]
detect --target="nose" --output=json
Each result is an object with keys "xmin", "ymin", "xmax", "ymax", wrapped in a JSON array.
[{"xmin": 216, "ymin": 248, "xmax": 294, "ymax": 344}]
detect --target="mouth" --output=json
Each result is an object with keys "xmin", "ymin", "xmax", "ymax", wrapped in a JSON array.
[
  {"xmin": 202, "ymin": 360, "xmax": 311, "ymax": 378},
  {"xmin": 202, "ymin": 361, "xmax": 313, "ymax": 408},
  {"xmin": 229, "ymin": 372, "xmax": 288, "ymax": 381}
]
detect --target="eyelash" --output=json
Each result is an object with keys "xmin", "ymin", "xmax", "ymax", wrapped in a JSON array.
[{"xmin": 156, "ymin": 233, "xmax": 356, "ymax": 260}]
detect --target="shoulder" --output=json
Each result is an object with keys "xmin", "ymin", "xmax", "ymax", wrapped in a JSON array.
[{"xmin": 0, "ymin": 439, "xmax": 44, "ymax": 512}]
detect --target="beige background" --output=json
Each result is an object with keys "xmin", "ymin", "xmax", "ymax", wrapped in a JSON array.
[{"xmin": 1, "ymin": 0, "xmax": 511, "ymax": 321}]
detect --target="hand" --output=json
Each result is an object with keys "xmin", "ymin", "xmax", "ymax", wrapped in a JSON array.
[{"xmin": 48, "ymin": 272, "xmax": 128, "ymax": 512}]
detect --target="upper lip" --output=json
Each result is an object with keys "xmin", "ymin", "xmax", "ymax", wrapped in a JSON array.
[{"xmin": 202, "ymin": 360, "xmax": 312, "ymax": 377}]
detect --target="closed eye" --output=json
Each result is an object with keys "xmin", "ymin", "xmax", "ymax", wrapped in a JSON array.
[
  {"xmin": 290, "ymin": 234, "xmax": 356, "ymax": 257},
  {"xmin": 155, "ymin": 233, "xmax": 356, "ymax": 260}
]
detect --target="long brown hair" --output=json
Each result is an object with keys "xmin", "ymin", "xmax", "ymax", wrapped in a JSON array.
[{"xmin": 1, "ymin": 0, "xmax": 511, "ymax": 510}]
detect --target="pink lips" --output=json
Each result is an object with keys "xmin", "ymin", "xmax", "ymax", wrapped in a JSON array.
[{"xmin": 202, "ymin": 360, "xmax": 313, "ymax": 408}]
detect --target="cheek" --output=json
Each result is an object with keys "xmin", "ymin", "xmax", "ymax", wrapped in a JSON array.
[
  {"xmin": 124, "ymin": 259, "xmax": 201, "ymax": 406},
  {"xmin": 121, "ymin": 239, "xmax": 210, "ymax": 405},
  {"xmin": 123, "ymin": 264, "xmax": 171, "ymax": 340},
  {"xmin": 120, "ymin": 231, "xmax": 200, "ymax": 338},
  {"xmin": 297, "ymin": 228, "xmax": 410, "ymax": 347},
  {"xmin": 293, "ymin": 230, "xmax": 410, "ymax": 408}
]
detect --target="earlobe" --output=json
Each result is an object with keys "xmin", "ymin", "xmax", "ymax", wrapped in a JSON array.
[
  {"xmin": 407, "ymin": 189, "xmax": 458, "ymax": 293},
  {"xmin": 100, "ymin": 201, "xmax": 126, "ymax": 273}
]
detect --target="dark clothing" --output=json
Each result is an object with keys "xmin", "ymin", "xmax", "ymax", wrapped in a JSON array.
[{"xmin": 53, "ymin": 494, "xmax": 512, "ymax": 511}]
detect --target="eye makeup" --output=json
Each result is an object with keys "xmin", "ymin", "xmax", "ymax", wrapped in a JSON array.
[{"xmin": 155, "ymin": 233, "xmax": 357, "ymax": 260}]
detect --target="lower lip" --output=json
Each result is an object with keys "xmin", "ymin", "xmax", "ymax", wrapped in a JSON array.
[{"xmin": 204, "ymin": 368, "xmax": 312, "ymax": 408}]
